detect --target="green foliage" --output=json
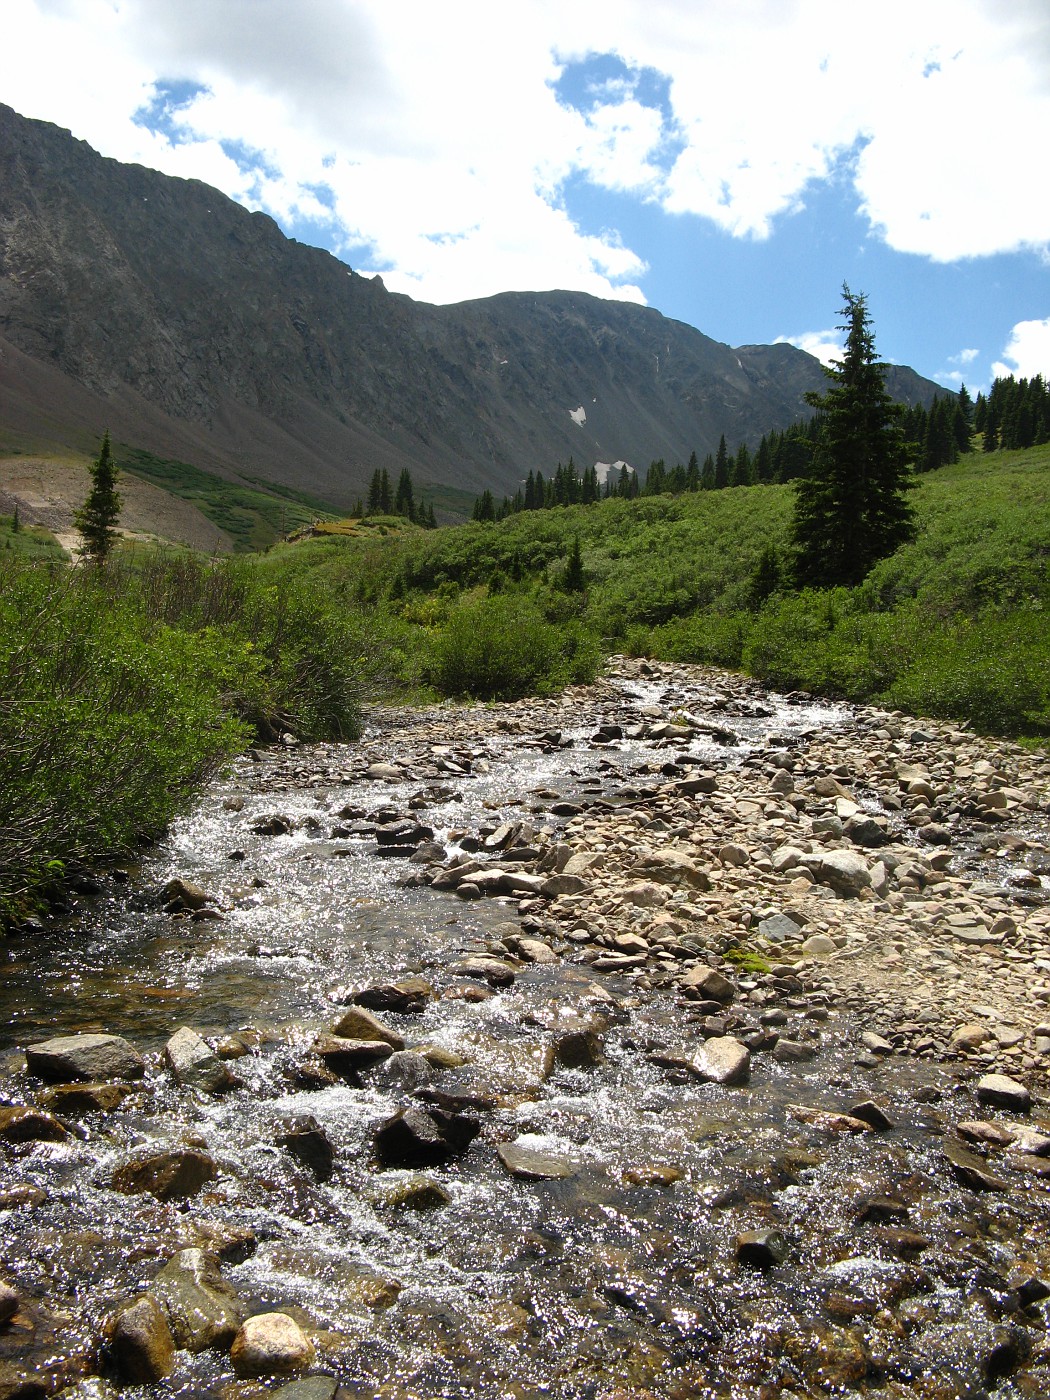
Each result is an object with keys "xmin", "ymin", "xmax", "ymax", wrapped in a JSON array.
[
  {"xmin": 427, "ymin": 593, "xmax": 599, "ymax": 700},
  {"xmin": 75, "ymin": 431, "xmax": 121, "ymax": 562},
  {"xmin": 0, "ymin": 553, "xmax": 372, "ymax": 920}
]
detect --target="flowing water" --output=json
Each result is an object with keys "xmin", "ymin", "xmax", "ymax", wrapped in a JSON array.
[{"xmin": 2, "ymin": 674, "xmax": 1050, "ymax": 1399}]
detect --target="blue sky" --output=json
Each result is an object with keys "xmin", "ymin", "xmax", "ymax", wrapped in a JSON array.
[{"xmin": 4, "ymin": 0, "xmax": 1049, "ymax": 392}]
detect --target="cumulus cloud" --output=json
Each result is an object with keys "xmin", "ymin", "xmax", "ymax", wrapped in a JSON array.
[
  {"xmin": 775, "ymin": 330, "xmax": 844, "ymax": 368},
  {"xmin": 3, "ymin": 0, "xmax": 1049, "ymax": 307},
  {"xmin": 992, "ymin": 318, "xmax": 1050, "ymax": 380}
]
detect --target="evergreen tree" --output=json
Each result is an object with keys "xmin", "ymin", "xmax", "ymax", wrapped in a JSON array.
[
  {"xmin": 700, "ymin": 454, "xmax": 715, "ymax": 490},
  {"xmin": 790, "ymin": 286, "xmax": 914, "ymax": 588},
  {"xmin": 76, "ymin": 430, "xmax": 121, "ymax": 564},
  {"xmin": 350, "ymin": 498, "xmax": 364, "ymax": 518},
  {"xmin": 748, "ymin": 543, "xmax": 782, "ymax": 607},
  {"xmin": 713, "ymin": 435, "xmax": 729, "ymax": 489},
  {"xmin": 366, "ymin": 470, "xmax": 384, "ymax": 514},
  {"xmin": 562, "ymin": 535, "xmax": 586, "ymax": 592},
  {"xmin": 645, "ymin": 459, "xmax": 667, "ymax": 495},
  {"xmin": 379, "ymin": 469, "xmax": 392, "ymax": 514},
  {"xmin": 685, "ymin": 450, "xmax": 701, "ymax": 492},
  {"xmin": 730, "ymin": 443, "xmax": 752, "ymax": 487},
  {"xmin": 472, "ymin": 489, "xmax": 496, "ymax": 522},
  {"xmin": 11, "ymin": 505, "xmax": 19, "ymax": 533},
  {"xmin": 394, "ymin": 469, "xmax": 415, "ymax": 520}
]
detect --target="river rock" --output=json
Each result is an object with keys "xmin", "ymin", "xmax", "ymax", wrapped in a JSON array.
[
  {"xmin": 38, "ymin": 1082, "xmax": 132, "ymax": 1116},
  {"xmin": 331, "ymin": 1006, "xmax": 404, "ymax": 1049},
  {"xmin": 758, "ymin": 913, "xmax": 803, "ymax": 942},
  {"xmin": 802, "ymin": 934, "xmax": 837, "ymax": 956},
  {"xmin": 0, "ymin": 1282, "xmax": 19, "ymax": 1324},
  {"xmin": 719, "ymin": 843, "xmax": 750, "ymax": 867},
  {"xmin": 104, "ymin": 1295, "xmax": 175, "ymax": 1383},
  {"xmin": 351, "ymin": 977, "xmax": 434, "ymax": 1013},
  {"xmin": 737, "ymin": 1229, "xmax": 790, "ymax": 1268},
  {"xmin": 541, "ymin": 873, "xmax": 591, "ymax": 897},
  {"xmin": 150, "ymin": 1248, "xmax": 246, "ymax": 1352},
  {"xmin": 815, "ymin": 850, "xmax": 871, "ymax": 894},
  {"xmin": 371, "ymin": 1175, "xmax": 451, "ymax": 1211},
  {"xmin": 365, "ymin": 763, "xmax": 402, "ymax": 781},
  {"xmin": 372, "ymin": 1050, "xmax": 433, "ymax": 1092},
  {"xmin": 619, "ymin": 881, "xmax": 668, "ymax": 908},
  {"xmin": 551, "ymin": 1021, "xmax": 605, "ymax": 1069},
  {"xmin": 943, "ymin": 1141, "xmax": 1008, "ymax": 1192},
  {"xmin": 680, "ymin": 965, "xmax": 735, "ymax": 1003},
  {"xmin": 272, "ymin": 1380, "xmax": 339, "ymax": 1400},
  {"xmin": 514, "ymin": 937, "xmax": 559, "ymax": 965},
  {"xmin": 450, "ymin": 956, "xmax": 516, "ymax": 986},
  {"xmin": 631, "ymin": 850, "xmax": 711, "ymax": 890},
  {"xmin": 230, "ymin": 1312, "xmax": 314, "ymax": 1379},
  {"xmin": 162, "ymin": 878, "xmax": 210, "ymax": 910},
  {"xmin": 276, "ymin": 1115, "xmax": 335, "ymax": 1180},
  {"xmin": 497, "ymin": 1141, "xmax": 577, "ymax": 1180},
  {"xmin": 313, "ymin": 1035, "xmax": 393, "ymax": 1075},
  {"xmin": 693, "ymin": 1037, "xmax": 751, "ymax": 1086},
  {"xmin": 374, "ymin": 1104, "xmax": 480, "ymax": 1167},
  {"xmin": 773, "ymin": 1039, "xmax": 817, "ymax": 1063},
  {"xmin": 976, "ymin": 1073, "xmax": 1031, "ymax": 1113},
  {"xmin": 0, "ymin": 1106, "xmax": 70, "ymax": 1143},
  {"xmin": 111, "ymin": 1148, "xmax": 217, "ymax": 1202},
  {"xmin": 949, "ymin": 1023, "xmax": 991, "ymax": 1052},
  {"xmin": 25, "ymin": 1033, "xmax": 145, "ymax": 1082},
  {"xmin": 164, "ymin": 1027, "xmax": 237, "ymax": 1095}
]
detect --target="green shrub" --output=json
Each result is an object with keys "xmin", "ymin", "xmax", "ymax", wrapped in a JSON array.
[{"xmin": 427, "ymin": 594, "xmax": 599, "ymax": 699}]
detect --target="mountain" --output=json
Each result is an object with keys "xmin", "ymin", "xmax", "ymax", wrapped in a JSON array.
[{"xmin": 0, "ymin": 104, "xmax": 945, "ymax": 508}]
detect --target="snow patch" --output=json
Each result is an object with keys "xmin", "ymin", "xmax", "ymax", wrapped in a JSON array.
[
  {"xmin": 594, "ymin": 460, "xmax": 634, "ymax": 486},
  {"xmin": 569, "ymin": 405, "xmax": 587, "ymax": 426}
]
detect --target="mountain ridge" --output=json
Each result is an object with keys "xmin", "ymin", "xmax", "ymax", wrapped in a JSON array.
[{"xmin": 0, "ymin": 103, "xmax": 945, "ymax": 507}]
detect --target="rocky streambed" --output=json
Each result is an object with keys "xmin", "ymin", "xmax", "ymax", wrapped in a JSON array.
[{"xmin": 3, "ymin": 658, "xmax": 1050, "ymax": 1400}]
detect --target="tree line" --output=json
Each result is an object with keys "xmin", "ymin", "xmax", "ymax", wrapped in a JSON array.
[{"xmin": 354, "ymin": 468, "xmax": 437, "ymax": 528}]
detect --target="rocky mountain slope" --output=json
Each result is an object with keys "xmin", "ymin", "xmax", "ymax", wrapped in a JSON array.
[{"xmin": 0, "ymin": 104, "xmax": 944, "ymax": 507}]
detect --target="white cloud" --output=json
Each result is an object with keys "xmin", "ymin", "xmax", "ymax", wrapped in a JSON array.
[
  {"xmin": 2, "ymin": 0, "xmax": 1049, "ymax": 308},
  {"xmin": 775, "ymin": 330, "xmax": 843, "ymax": 368},
  {"xmin": 992, "ymin": 318, "xmax": 1050, "ymax": 380}
]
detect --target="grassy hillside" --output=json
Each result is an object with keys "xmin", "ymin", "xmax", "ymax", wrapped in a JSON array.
[
  {"xmin": 0, "ymin": 513, "xmax": 66, "ymax": 559},
  {"xmin": 119, "ymin": 448, "xmax": 340, "ymax": 551},
  {"xmin": 261, "ymin": 441, "xmax": 1050, "ymax": 734}
]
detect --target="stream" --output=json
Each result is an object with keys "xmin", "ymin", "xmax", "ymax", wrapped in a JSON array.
[{"xmin": 2, "ymin": 666, "xmax": 1050, "ymax": 1400}]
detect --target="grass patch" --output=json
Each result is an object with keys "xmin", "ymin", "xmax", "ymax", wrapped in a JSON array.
[{"xmin": 118, "ymin": 447, "xmax": 339, "ymax": 551}]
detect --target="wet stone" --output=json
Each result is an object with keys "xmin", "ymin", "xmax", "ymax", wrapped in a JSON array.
[
  {"xmin": 680, "ymin": 965, "xmax": 735, "ymax": 1004},
  {"xmin": 276, "ymin": 1114, "xmax": 335, "ymax": 1181},
  {"xmin": 0, "ymin": 1106, "xmax": 70, "ymax": 1144},
  {"xmin": 111, "ymin": 1148, "xmax": 218, "ymax": 1202},
  {"xmin": 0, "ymin": 1282, "xmax": 19, "ymax": 1324},
  {"xmin": 497, "ymin": 1141, "xmax": 577, "ymax": 1181},
  {"xmin": 104, "ymin": 1295, "xmax": 175, "ymax": 1384},
  {"xmin": 737, "ymin": 1229, "xmax": 790, "ymax": 1268},
  {"xmin": 25, "ymin": 1033, "xmax": 145, "ymax": 1083},
  {"xmin": 350, "ymin": 976, "xmax": 434, "ymax": 1014},
  {"xmin": 331, "ymin": 1005, "xmax": 405, "ymax": 1049},
  {"xmin": 38, "ymin": 1082, "xmax": 132, "ymax": 1116},
  {"xmin": 975, "ymin": 1073, "xmax": 1031, "ymax": 1114},
  {"xmin": 151, "ymin": 1248, "xmax": 246, "ymax": 1352},
  {"xmin": 230, "ymin": 1312, "xmax": 314, "ymax": 1379},
  {"xmin": 943, "ymin": 1141, "xmax": 1008, "ymax": 1192},
  {"xmin": 374, "ymin": 1103, "xmax": 480, "ymax": 1167},
  {"xmin": 164, "ymin": 1026, "xmax": 237, "ymax": 1095},
  {"xmin": 694, "ymin": 1036, "xmax": 751, "ymax": 1086}
]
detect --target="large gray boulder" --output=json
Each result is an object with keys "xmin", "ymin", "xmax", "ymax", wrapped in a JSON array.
[
  {"xmin": 25, "ymin": 1032, "xmax": 145, "ymax": 1082},
  {"xmin": 151, "ymin": 1248, "xmax": 246, "ymax": 1352}
]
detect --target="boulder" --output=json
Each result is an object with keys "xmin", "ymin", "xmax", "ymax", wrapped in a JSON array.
[
  {"xmin": 976, "ymin": 1073, "xmax": 1031, "ymax": 1114},
  {"xmin": 230, "ymin": 1312, "xmax": 314, "ymax": 1379},
  {"xmin": 815, "ymin": 851, "xmax": 871, "ymax": 895},
  {"xmin": 38, "ymin": 1082, "xmax": 132, "ymax": 1116},
  {"xmin": 0, "ymin": 1106, "xmax": 70, "ymax": 1144},
  {"xmin": 631, "ymin": 850, "xmax": 711, "ymax": 890},
  {"xmin": 352, "ymin": 977, "xmax": 434, "ymax": 1014},
  {"xmin": 152, "ymin": 1249, "xmax": 246, "ymax": 1351},
  {"xmin": 497, "ymin": 1141, "xmax": 577, "ymax": 1180},
  {"xmin": 619, "ymin": 881, "xmax": 668, "ymax": 908},
  {"xmin": 164, "ymin": 1027, "xmax": 237, "ymax": 1095},
  {"xmin": 25, "ymin": 1033, "xmax": 145, "ymax": 1083},
  {"xmin": 450, "ymin": 956, "xmax": 516, "ymax": 987},
  {"xmin": 680, "ymin": 966, "xmax": 735, "ymax": 1004},
  {"xmin": 331, "ymin": 1006, "xmax": 404, "ymax": 1049},
  {"xmin": 276, "ymin": 1115, "xmax": 335, "ymax": 1181},
  {"xmin": 0, "ymin": 1282, "xmax": 19, "ymax": 1325},
  {"xmin": 104, "ymin": 1295, "xmax": 175, "ymax": 1383},
  {"xmin": 162, "ymin": 878, "xmax": 210, "ymax": 910},
  {"xmin": 694, "ymin": 1037, "xmax": 751, "ymax": 1086},
  {"xmin": 112, "ymin": 1148, "xmax": 217, "ymax": 1203},
  {"xmin": 313, "ymin": 1035, "xmax": 393, "ymax": 1076},
  {"xmin": 541, "ymin": 874, "xmax": 591, "ymax": 897},
  {"xmin": 371, "ymin": 1050, "xmax": 433, "ymax": 1092},
  {"xmin": 374, "ymin": 1104, "xmax": 480, "ymax": 1167},
  {"xmin": 551, "ymin": 1021, "xmax": 606, "ymax": 1069}
]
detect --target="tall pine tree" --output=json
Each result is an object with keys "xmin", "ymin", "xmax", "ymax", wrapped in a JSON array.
[
  {"xmin": 790, "ymin": 286, "xmax": 914, "ymax": 588},
  {"xmin": 76, "ymin": 430, "xmax": 121, "ymax": 564}
]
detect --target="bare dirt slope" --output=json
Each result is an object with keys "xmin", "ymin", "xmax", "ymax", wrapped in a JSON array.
[{"xmin": 0, "ymin": 455, "xmax": 232, "ymax": 552}]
